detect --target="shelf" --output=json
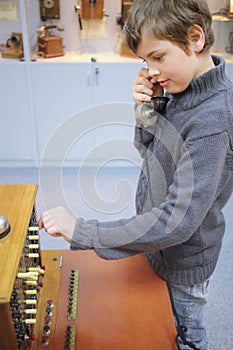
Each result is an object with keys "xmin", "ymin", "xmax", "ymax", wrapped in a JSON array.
[
  {"xmin": 0, "ymin": 51, "xmax": 141, "ymax": 63},
  {"xmin": 30, "ymin": 51, "xmax": 141, "ymax": 63},
  {"xmin": 1, "ymin": 51, "xmax": 232, "ymax": 64},
  {"xmin": 214, "ymin": 52, "xmax": 233, "ymax": 63},
  {"xmin": 212, "ymin": 14, "xmax": 233, "ymax": 22}
]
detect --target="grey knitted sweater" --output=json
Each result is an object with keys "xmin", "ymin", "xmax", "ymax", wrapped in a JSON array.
[{"xmin": 71, "ymin": 55, "xmax": 233, "ymax": 285}]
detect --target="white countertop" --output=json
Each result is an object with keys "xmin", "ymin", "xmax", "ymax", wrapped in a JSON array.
[
  {"xmin": 31, "ymin": 51, "xmax": 141, "ymax": 63},
  {"xmin": 29, "ymin": 50, "xmax": 233, "ymax": 64},
  {"xmin": 1, "ymin": 50, "xmax": 233, "ymax": 64}
]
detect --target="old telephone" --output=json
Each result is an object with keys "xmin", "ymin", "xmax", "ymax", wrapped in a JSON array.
[
  {"xmin": 81, "ymin": 0, "xmax": 104, "ymax": 20},
  {"xmin": 39, "ymin": 0, "xmax": 60, "ymax": 21},
  {"xmin": 0, "ymin": 185, "xmax": 177, "ymax": 350},
  {"xmin": 229, "ymin": 0, "xmax": 233, "ymax": 16},
  {"xmin": 136, "ymin": 96, "xmax": 170, "ymax": 127},
  {"xmin": 37, "ymin": 24, "xmax": 64, "ymax": 58},
  {"xmin": 1, "ymin": 32, "xmax": 23, "ymax": 59}
]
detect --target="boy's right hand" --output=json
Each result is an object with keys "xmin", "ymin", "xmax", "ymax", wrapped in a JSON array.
[
  {"xmin": 38, "ymin": 205, "xmax": 76, "ymax": 243},
  {"xmin": 132, "ymin": 67, "xmax": 163, "ymax": 105}
]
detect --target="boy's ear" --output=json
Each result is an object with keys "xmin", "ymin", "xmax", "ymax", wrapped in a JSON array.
[{"xmin": 188, "ymin": 24, "xmax": 205, "ymax": 53}]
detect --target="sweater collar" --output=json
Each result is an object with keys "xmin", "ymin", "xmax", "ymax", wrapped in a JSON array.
[{"xmin": 168, "ymin": 55, "xmax": 226, "ymax": 110}]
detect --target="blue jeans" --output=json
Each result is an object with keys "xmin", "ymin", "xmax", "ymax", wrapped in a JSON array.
[{"xmin": 170, "ymin": 280, "xmax": 209, "ymax": 350}]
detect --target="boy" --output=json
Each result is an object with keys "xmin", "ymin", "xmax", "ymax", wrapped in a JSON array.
[{"xmin": 39, "ymin": 1, "xmax": 233, "ymax": 349}]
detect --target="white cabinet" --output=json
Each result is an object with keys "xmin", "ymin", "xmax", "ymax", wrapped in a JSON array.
[
  {"xmin": 92, "ymin": 62, "xmax": 139, "ymax": 104},
  {"xmin": 91, "ymin": 62, "xmax": 142, "ymax": 167},
  {"xmin": 0, "ymin": 62, "xmax": 36, "ymax": 165},
  {"xmin": 2, "ymin": 56, "xmax": 233, "ymax": 167},
  {"xmin": 30, "ymin": 62, "xmax": 92, "ymax": 164},
  {"xmin": 31, "ymin": 58, "xmax": 233, "ymax": 168},
  {"xmin": 0, "ymin": 58, "xmax": 142, "ymax": 166},
  {"xmin": 30, "ymin": 60, "xmax": 142, "ymax": 166}
]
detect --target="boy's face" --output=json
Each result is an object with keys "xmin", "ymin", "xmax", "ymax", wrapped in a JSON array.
[{"xmin": 137, "ymin": 31, "xmax": 204, "ymax": 94}]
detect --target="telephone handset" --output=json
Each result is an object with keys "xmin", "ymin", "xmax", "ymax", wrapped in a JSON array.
[
  {"xmin": 136, "ymin": 96, "xmax": 170, "ymax": 127},
  {"xmin": 39, "ymin": 0, "xmax": 60, "ymax": 21}
]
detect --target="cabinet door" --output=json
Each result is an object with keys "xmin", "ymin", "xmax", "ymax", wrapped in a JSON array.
[
  {"xmin": 30, "ymin": 62, "xmax": 94, "ymax": 164},
  {"xmin": 91, "ymin": 62, "xmax": 142, "ymax": 167},
  {"xmin": 93, "ymin": 62, "xmax": 141, "ymax": 104},
  {"xmin": 0, "ymin": 62, "xmax": 35, "ymax": 164}
]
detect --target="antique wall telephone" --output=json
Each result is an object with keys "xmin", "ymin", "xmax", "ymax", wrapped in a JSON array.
[
  {"xmin": 39, "ymin": 0, "xmax": 60, "ymax": 21},
  {"xmin": 74, "ymin": 0, "xmax": 104, "ymax": 23},
  {"xmin": 1, "ymin": 32, "xmax": 24, "ymax": 59},
  {"xmin": 229, "ymin": 0, "xmax": 233, "ymax": 16},
  {"xmin": 81, "ymin": 0, "xmax": 104, "ymax": 20}
]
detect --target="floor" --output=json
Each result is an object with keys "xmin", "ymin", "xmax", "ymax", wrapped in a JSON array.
[{"xmin": 1, "ymin": 166, "xmax": 232, "ymax": 349}]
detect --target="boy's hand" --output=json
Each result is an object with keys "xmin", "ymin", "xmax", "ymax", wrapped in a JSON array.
[
  {"xmin": 38, "ymin": 206, "xmax": 76, "ymax": 243},
  {"xmin": 132, "ymin": 67, "xmax": 163, "ymax": 105}
]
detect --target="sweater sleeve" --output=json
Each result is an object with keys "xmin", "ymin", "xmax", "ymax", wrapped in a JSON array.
[{"xmin": 71, "ymin": 131, "xmax": 231, "ymax": 260}]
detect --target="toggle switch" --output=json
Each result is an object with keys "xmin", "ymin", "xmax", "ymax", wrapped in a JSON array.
[
  {"xmin": 47, "ymin": 299, "xmax": 54, "ymax": 307},
  {"xmin": 43, "ymin": 324, "xmax": 50, "ymax": 335},
  {"xmin": 28, "ymin": 235, "xmax": 39, "ymax": 240},
  {"xmin": 41, "ymin": 335, "xmax": 49, "ymax": 346},
  {"xmin": 24, "ymin": 280, "xmax": 37, "ymax": 286},
  {"xmin": 28, "ymin": 226, "xmax": 39, "ymax": 232},
  {"xmin": 28, "ymin": 267, "xmax": 45, "ymax": 275},
  {"xmin": 28, "ymin": 244, "xmax": 39, "ymax": 249},
  {"xmin": 46, "ymin": 306, "xmax": 52, "ymax": 316},
  {"xmin": 17, "ymin": 272, "xmax": 39, "ymax": 280},
  {"xmin": 25, "ymin": 299, "xmax": 37, "ymax": 305},
  {"xmin": 44, "ymin": 315, "xmax": 51, "ymax": 324},
  {"xmin": 26, "ymin": 253, "xmax": 40, "ymax": 258},
  {"xmin": 25, "ymin": 290, "xmax": 37, "ymax": 295},
  {"xmin": 24, "ymin": 309, "xmax": 37, "ymax": 315},
  {"xmin": 24, "ymin": 319, "xmax": 36, "ymax": 324}
]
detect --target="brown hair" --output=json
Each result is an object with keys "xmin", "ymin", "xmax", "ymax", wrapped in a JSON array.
[{"xmin": 124, "ymin": 0, "xmax": 215, "ymax": 55}]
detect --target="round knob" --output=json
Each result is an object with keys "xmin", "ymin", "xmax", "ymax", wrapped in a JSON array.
[{"xmin": 0, "ymin": 214, "xmax": 11, "ymax": 239}]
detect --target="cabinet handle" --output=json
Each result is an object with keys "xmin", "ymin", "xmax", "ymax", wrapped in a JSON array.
[
  {"xmin": 87, "ymin": 71, "xmax": 91, "ymax": 86},
  {"xmin": 95, "ymin": 66, "xmax": 99, "ymax": 86}
]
